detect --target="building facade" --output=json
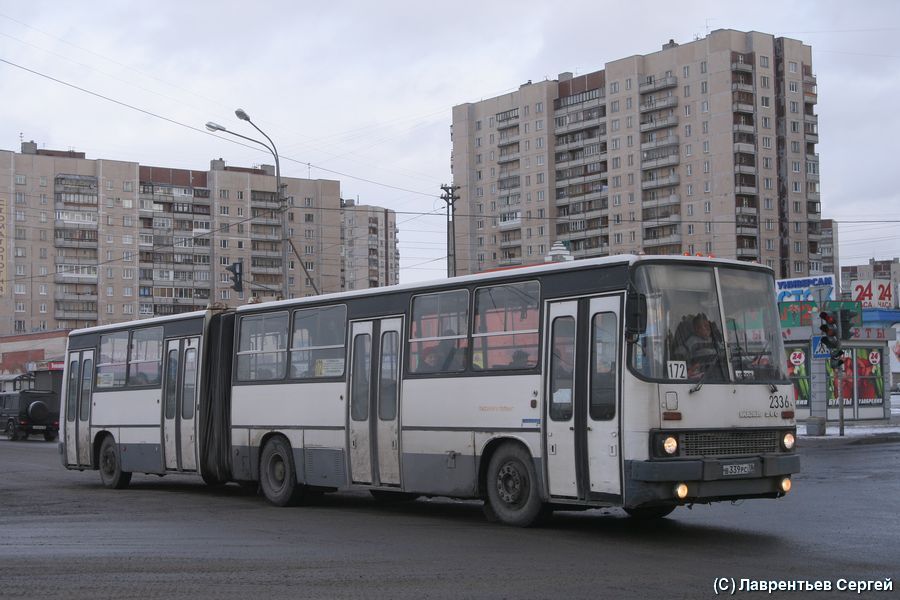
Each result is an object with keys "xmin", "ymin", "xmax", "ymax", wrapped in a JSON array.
[
  {"xmin": 820, "ymin": 218, "xmax": 840, "ymax": 283},
  {"xmin": 0, "ymin": 142, "xmax": 399, "ymax": 335},
  {"xmin": 340, "ymin": 199, "xmax": 400, "ymax": 290},
  {"xmin": 451, "ymin": 29, "xmax": 821, "ymax": 277}
]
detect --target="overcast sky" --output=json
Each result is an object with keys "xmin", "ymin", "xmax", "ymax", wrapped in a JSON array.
[{"xmin": 1, "ymin": 0, "xmax": 898, "ymax": 283}]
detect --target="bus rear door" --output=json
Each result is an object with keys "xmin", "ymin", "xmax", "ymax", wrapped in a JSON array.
[{"xmin": 545, "ymin": 296, "xmax": 622, "ymax": 502}]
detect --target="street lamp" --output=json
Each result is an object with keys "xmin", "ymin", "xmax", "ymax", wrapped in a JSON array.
[{"xmin": 205, "ymin": 109, "xmax": 289, "ymax": 300}]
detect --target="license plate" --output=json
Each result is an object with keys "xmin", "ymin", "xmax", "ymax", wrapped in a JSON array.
[
  {"xmin": 722, "ymin": 462, "xmax": 755, "ymax": 477},
  {"xmin": 32, "ymin": 425, "xmax": 46, "ymax": 430}
]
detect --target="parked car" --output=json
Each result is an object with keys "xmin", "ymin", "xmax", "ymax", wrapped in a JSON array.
[{"xmin": 1, "ymin": 390, "xmax": 60, "ymax": 441}]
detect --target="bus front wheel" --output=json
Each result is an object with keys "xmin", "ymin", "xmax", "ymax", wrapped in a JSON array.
[
  {"xmin": 98, "ymin": 436, "xmax": 132, "ymax": 489},
  {"xmin": 485, "ymin": 443, "xmax": 544, "ymax": 527},
  {"xmin": 259, "ymin": 436, "xmax": 299, "ymax": 507}
]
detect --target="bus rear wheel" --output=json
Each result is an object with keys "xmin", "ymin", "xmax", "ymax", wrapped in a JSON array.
[
  {"xmin": 485, "ymin": 443, "xmax": 544, "ymax": 527},
  {"xmin": 259, "ymin": 436, "xmax": 300, "ymax": 507},
  {"xmin": 5, "ymin": 420, "xmax": 21, "ymax": 441},
  {"xmin": 624, "ymin": 505, "xmax": 677, "ymax": 520},
  {"xmin": 98, "ymin": 436, "xmax": 132, "ymax": 489}
]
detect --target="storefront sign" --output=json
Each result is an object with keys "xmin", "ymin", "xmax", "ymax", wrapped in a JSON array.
[
  {"xmin": 775, "ymin": 275, "xmax": 835, "ymax": 303},
  {"xmin": 851, "ymin": 279, "xmax": 896, "ymax": 309}
]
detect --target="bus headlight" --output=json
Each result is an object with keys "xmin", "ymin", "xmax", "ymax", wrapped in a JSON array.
[
  {"xmin": 780, "ymin": 477, "xmax": 792, "ymax": 493},
  {"xmin": 781, "ymin": 432, "xmax": 796, "ymax": 451},
  {"xmin": 674, "ymin": 482, "xmax": 689, "ymax": 499},
  {"xmin": 662, "ymin": 436, "xmax": 679, "ymax": 455}
]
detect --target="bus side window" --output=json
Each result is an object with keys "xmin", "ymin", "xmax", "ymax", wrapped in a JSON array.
[
  {"xmin": 590, "ymin": 312, "xmax": 617, "ymax": 421},
  {"xmin": 549, "ymin": 317, "xmax": 575, "ymax": 421}
]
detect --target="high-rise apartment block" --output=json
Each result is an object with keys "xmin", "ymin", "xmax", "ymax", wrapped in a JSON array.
[
  {"xmin": 451, "ymin": 29, "xmax": 821, "ymax": 276},
  {"xmin": 340, "ymin": 199, "xmax": 400, "ymax": 290},
  {"xmin": 0, "ymin": 142, "xmax": 398, "ymax": 335}
]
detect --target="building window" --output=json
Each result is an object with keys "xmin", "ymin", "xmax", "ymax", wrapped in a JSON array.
[{"xmin": 760, "ymin": 56, "xmax": 769, "ymax": 68}]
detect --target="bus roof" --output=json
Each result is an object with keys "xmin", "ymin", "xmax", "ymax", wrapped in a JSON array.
[
  {"xmin": 236, "ymin": 253, "xmax": 771, "ymax": 314},
  {"xmin": 68, "ymin": 310, "xmax": 209, "ymax": 338}
]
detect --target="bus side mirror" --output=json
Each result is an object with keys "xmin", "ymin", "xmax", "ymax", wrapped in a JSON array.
[{"xmin": 626, "ymin": 292, "xmax": 647, "ymax": 337}]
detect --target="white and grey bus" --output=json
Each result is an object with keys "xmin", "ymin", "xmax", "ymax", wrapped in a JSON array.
[{"xmin": 60, "ymin": 254, "xmax": 799, "ymax": 526}]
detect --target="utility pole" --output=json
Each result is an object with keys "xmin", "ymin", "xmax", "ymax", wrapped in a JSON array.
[{"xmin": 440, "ymin": 184, "xmax": 460, "ymax": 277}]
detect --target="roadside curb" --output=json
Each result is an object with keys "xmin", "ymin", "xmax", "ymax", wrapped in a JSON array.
[{"xmin": 798, "ymin": 431, "xmax": 900, "ymax": 448}]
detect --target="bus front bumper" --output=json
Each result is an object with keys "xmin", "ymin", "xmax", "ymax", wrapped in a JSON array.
[{"xmin": 624, "ymin": 454, "xmax": 800, "ymax": 507}]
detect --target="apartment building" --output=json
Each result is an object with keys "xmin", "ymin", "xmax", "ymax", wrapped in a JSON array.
[
  {"xmin": 340, "ymin": 199, "xmax": 400, "ymax": 290},
  {"xmin": 0, "ymin": 142, "xmax": 399, "ymax": 335},
  {"xmin": 819, "ymin": 218, "xmax": 840, "ymax": 281},
  {"xmin": 451, "ymin": 29, "xmax": 821, "ymax": 277}
]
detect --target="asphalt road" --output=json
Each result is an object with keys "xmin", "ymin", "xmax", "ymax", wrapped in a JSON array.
[{"xmin": 1, "ymin": 437, "xmax": 898, "ymax": 599}]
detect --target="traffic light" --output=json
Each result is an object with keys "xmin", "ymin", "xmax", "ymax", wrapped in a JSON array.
[
  {"xmin": 819, "ymin": 311, "xmax": 844, "ymax": 369},
  {"xmin": 838, "ymin": 308, "xmax": 857, "ymax": 341},
  {"xmin": 225, "ymin": 261, "xmax": 243, "ymax": 293}
]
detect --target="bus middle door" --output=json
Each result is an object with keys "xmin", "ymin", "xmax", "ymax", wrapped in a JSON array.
[
  {"xmin": 348, "ymin": 318, "xmax": 403, "ymax": 487},
  {"xmin": 162, "ymin": 337, "xmax": 200, "ymax": 471}
]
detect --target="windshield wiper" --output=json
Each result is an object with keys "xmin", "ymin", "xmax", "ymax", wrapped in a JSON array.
[{"xmin": 690, "ymin": 341, "xmax": 724, "ymax": 394}]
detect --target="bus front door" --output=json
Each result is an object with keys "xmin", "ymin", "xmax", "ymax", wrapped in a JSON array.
[
  {"xmin": 348, "ymin": 317, "xmax": 403, "ymax": 487},
  {"xmin": 64, "ymin": 350, "xmax": 94, "ymax": 467},
  {"xmin": 162, "ymin": 337, "xmax": 200, "ymax": 471},
  {"xmin": 545, "ymin": 296, "xmax": 622, "ymax": 502}
]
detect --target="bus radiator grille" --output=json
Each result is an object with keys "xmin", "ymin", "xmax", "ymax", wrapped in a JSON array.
[{"xmin": 681, "ymin": 430, "xmax": 779, "ymax": 457}]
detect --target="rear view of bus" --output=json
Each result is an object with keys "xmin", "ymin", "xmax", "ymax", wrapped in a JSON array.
[{"xmin": 623, "ymin": 260, "xmax": 798, "ymax": 518}]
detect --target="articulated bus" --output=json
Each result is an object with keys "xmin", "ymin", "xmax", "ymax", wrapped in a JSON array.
[{"xmin": 60, "ymin": 255, "xmax": 799, "ymax": 526}]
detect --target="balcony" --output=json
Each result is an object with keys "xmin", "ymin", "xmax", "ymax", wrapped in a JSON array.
[
  {"xmin": 736, "ymin": 204, "xmax": 758, "ymax": 216},
  {"xmin": 54, "ymin": 291, "xmax": 98, "ymax": 301},
  {"xmin": 497, "ymin": 151, "xmax": 520, "ymax": 164},
  {"xmin": 732, "ymin": 101, "xmax": 755, "ymax": 114},
  {"xmin": 731, "ymin": 82, "xmax": 754, "ymax": 94},
  {"xmin": 639, "ymin": 116, "xmax": 678, "ymax": 133},
  {"xmin": 641, "ymin": 135, "xmax": 679, "ymax": 151},
  {"xmin": 734, "ymin": 164, "xmax": 757, "ymax": 175},
  {"xmin": 733, "ymin": 142, "xmax": 756, "ymax": 154},
  {"xmin": 499, "ymin": 238, "xmax": 522, "ymax": 249},
  {"xmin": 804, "ymin": 113, "xmax": 819, "ymax": 125},
  {"xmin": 732, "ymin": 123, "xmax": 754, "ymax": 134},
  {"xmin": 642, "ymin": 193, "xmax": 680, "ymax": 208},
  {"xmin": 639, "ymin": 96, "xmax": 678, "ymax": 113},
  {"xmin": 731, "ymin": 62, "xmax": 753, "ymax": 73},
  {"xmin": 249, "ymin": 266, "xmax": 282, "ymax": 275},
  {"xmin": 736, "ymin": 247, "xmax": 759, "ymax": 258},
  {"xmin": 641, "ymin": 154, "xmax": 680, "ymax": 170},
  {"xmin": 736, "ymin": 226, "xmax": 759, "ymax": 236},
  {"xmin": 735, "ymin": 185, "xmax": 758, "ymax": 195},
  {"xmin": 250, "ymin": 231, "xmax": 280, "ymax": 241},
  {"xmin": 55, "ymin": 310, "xmax": 97, "ymax": 320},
  {"xmin": 639, "ymin": 75, "xmax": 677, "ymax": 93},
  {"xmin": 642, "ymin": 214, "xmax": 681, "ymax": 229},
  {"xmin": 643, "ymin": 234, "xmax": 682, "ymax": 247},
  {"xmin": 498, "ymin": 257, "xmax": 524, "ymax": 267},
  {"xmin": 54, "ymin": 237, "xmax": 98, "ymax": 249},
  {"xmin": 641, "ymin": 174, "xmax": 680, "ymax": 190},
  {"xmin": 499, "ymin": 218, "xmax": 522, "ymax": 230}
]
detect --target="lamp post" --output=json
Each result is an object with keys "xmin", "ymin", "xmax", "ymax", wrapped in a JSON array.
[{"xmin": 206, "ymin": 109, "xmax": 289, "ymax": 300}]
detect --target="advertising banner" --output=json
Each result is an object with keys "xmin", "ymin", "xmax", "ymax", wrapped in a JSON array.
[{"xmin": 786, "ymin": 346, "xmax": 810, "ymax": 408}]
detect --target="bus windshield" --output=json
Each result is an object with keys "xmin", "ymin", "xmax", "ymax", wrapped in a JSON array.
[{"xmin": 630, "ymin": 263, "xmax": 789, "ymax": 384}]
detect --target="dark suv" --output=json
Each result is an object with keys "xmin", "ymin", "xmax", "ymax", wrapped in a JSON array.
[{"xmin": 1, "ymin": 390, "xmax": 60, "ymax": 441}]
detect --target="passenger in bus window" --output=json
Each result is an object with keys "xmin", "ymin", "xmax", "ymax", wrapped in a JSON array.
[
  {"xmin": 509, "ymin": 350, "xmax": 530, "ymax": 368},
  {"xmin": 419, "ymin": 347, "xmax": 442, "ymax": 373}
]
